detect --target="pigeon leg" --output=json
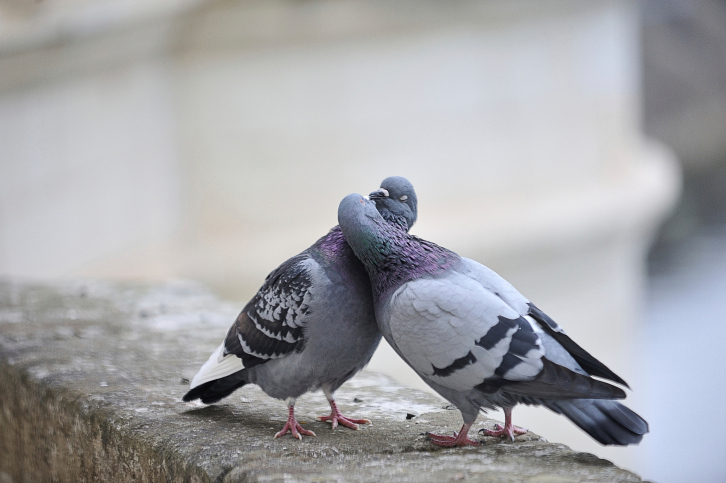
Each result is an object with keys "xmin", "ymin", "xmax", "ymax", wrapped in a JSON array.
[
  {"xmin": 317, "ymin": 388, "xmax": 371, "ymax": 430},
  {"xmin": 479, "ymin": 406, "xmax": 527, "ymax": 442},
  {"xmin": 274, "ymin": 399, "xmax": 316, "ymax": 440},
  {"xmin": 426, "ymin": 423, "xmax": 479, "ymax": 447}
]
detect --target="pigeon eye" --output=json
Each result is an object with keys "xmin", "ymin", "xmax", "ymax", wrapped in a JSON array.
[{"xmin": 399, "ymin": 195, "xmax": 408, "ymax": 202}]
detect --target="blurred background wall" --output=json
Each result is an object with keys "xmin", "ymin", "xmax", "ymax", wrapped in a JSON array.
[{"xmin": 0, "ymin": 1, "xmax": 723, "ymax": 481}]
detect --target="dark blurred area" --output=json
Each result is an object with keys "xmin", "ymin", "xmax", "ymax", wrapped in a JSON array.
[{"xmin": 643, "ymin": 0, "xmax": 726, "ymax": 258}]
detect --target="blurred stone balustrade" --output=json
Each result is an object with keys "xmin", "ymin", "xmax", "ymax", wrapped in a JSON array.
[{"xmin": 0, "ymin": 0, "xmax": 680, "ymax": 471}]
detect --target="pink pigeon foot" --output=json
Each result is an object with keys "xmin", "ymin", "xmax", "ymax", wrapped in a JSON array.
[
  {"xmin": 317, "ymin": 399, "xmax": 371, "ymax": 430},
  {"xmin": 274, "ymin": 406, "xmax": 316, "ymax": 440},
  {"xmin": 480, "ymin": 423, "xmax": 528, "ymax": 441},
  {"xmin": 479, "ymin": 407, "xmax": 527, "ymax": 442},
  {"xmin": 426, "ymin": 424, "xmax": 479, "ymax": 447}
]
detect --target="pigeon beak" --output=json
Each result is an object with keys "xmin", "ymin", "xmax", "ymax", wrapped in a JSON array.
[{"xmin": 368, "ymin": 188, "xmax": 389, "ymax": 200}]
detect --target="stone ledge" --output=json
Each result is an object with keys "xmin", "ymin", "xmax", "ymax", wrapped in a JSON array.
[{"xmin": 0, "ymin": 279, "xmax": 643, "ymax": 482}]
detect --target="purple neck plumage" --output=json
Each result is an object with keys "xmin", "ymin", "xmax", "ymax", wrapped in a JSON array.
[
  {"xmin": 351, "ymin": 219, "xmax": 460, "ymax": 299},
  {"xmin": 313, "ymin": 226, "xmax": 370, "ymax": 287},
  {"xmin": 317, "ymin": 208, "xmax": 411, "ymax": 262},
  {"xmin": 317, "ymin": 226, "xmax": 349, "ymax": 256}
]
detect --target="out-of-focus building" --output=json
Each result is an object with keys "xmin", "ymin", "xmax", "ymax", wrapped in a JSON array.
[{"xmin": 0, "ymin": 0, "xmax": 680, "ymax": 477}]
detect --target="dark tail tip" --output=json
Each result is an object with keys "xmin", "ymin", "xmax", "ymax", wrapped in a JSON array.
[
  {"xmin": 181, "ymin": 372, "xmax": 248, "ymax": 404},
  {"xmin": 182, "ymin": 381, "xmax": 214, "ymax": 402},
  {"xmin": 547, "ymin": 399, "xmax": 649, "ymax": 446}
]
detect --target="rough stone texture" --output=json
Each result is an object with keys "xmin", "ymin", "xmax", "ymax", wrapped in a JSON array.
[{"xmin": 0, "ymin": 279, "xmax": 643, "ymax": 482}]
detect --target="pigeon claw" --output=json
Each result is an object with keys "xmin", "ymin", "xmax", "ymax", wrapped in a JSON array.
[
  {"xmin": 426, "ymin": 424, "xmax": 479, "ymax": 447},
  {"xmin": 274, "ymin": 420, "xmax": 316, "ymax": 440},
  {"xmin": 318, "ymin": 399, "xmax": 371, "ymax": 431},
  {"xmin": 274, "ymin": 406, "xmax": 316, "ymax": 440},
  {"xmin": 317, "ymin": 413, "xmax": 371, "ymax": 430},
  {"xmin": 479, "ymin": 423, "xmax": 527, "ymax": 442}
]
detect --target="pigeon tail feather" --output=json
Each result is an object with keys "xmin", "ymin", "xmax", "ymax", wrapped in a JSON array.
[
  {"xmin": 544, "ymin": 399, "xmax": 649, "ymax": 446},
  {"xmin": 188, "ymin": 342, "xmax": 245, "ymax": 390},
  {"xmin": 183, "ymin": 371, "xmax": 248, "ymax": 404}
]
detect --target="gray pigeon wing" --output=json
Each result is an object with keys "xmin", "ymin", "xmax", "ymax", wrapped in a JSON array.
[
  {"xmin": 461, "ymin": 258, "xmax": 628, "ymax": 387},
  {"xmin": 223, "ymin": 252, "xmax": 314, "ymax": 368},
  {"xmin": 484, "ymin": 358, "xmax": 626, "ymax": 400},
  {"xmin": 459, "ymin": 257, "xmax": 532, "ymax": 316},
  {"xmin": 527, "ymin": 304, "xmax": 629, "ymax": 387},
  {"xmin": 387, "ymin": 272, "xmax": 545, "ymax": 392}
]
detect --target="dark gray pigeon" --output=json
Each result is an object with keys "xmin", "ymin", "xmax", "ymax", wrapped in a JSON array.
[
  {"xmin": 183, "ymin": 177, "xmax": 418, "ymax": 439},
  {"xmin": 337, "ymin": 193, "xmax": 648, "ymax": 447}
]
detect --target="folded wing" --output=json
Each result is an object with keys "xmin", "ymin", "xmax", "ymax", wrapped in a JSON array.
[
  {"xmin": 461, "ymin": 257, "xmax": 629, "ymax": 387},
  {"xmin": 223, "ymin": 253, "xmax": 313, "ymax": 367},
  {"xmin": 187, "ymin": 253, "xmax": 315, "ymax": 394},
  {"xmin": 388, "ymin": 273, "xmax": 545, "ymax": 392}
]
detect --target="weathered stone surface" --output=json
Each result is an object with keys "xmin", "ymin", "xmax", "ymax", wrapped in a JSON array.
[{"xmin": 0, "ymin": 279, "xmax": 643, "ymax": 482}]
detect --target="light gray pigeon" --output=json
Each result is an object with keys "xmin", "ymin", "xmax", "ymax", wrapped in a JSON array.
[
  {"xmin": 183, "ymin": 177, "xmax": 418, "ymax": 439},
  {"xmin": 337, "ymin": 193, "xmax": 648, "ymax": 447}
]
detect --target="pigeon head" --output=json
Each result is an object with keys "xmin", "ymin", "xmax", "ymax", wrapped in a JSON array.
[
  {"xmin": 338, "ymin": 193, "xmax": 395, "ymax": 269},
  {"xmin": 338, "ymin": 193, "xmax": 458, "ymax": 297},
  {"xmin": 338, "ymin": 194, "xmax": 386, "ymax": 242},
  {"xmin": 369, "ymin": 176, "xmax": 417, "ymax": 230}
]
